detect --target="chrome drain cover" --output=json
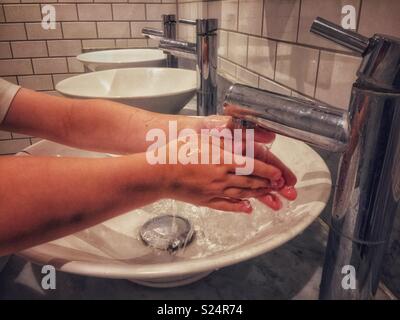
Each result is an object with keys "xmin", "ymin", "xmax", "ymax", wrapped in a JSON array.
[{"xmin": 140, "ymin": 215, "xmax": 195, "ymax": 251}]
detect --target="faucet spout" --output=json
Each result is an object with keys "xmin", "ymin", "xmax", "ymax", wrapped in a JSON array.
[
  {"xmin": 159, "ymin": 38, "xmax": 197, "ymax": 60},
  {"xmin": 223, "ymin": 84, "xmax": 350, "ymax": 152},
  {"xmin": 141, "ymin": 27, "xmax": 164, "ymax": 40}
]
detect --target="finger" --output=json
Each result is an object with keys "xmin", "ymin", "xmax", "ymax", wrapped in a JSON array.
[
  {"xmin": 257, "ymin": 193, "xmax": 282, "ymax": 211},
  {"xmin": 252, "ymin": 159, "xmax": 282, "ymax": 181},
  {"xmin": 254, "ymin": 143, "xmax": 297, "ymax": 186},
  {"xmin": 207, "ymin": 198, "xmax": 253, "ymax": 214},
  {"xmin": 278, "ymin": 185, "xmax": 297, "ymax": 201},
  {"xmin": 223, "ymin": 187, "xmax": 271, "ymax": 199},
  {"xmin": 254, "ymin": 127, "xmax": 276, "ymax": 144},
  {"xmin": 227, "ymin": 175, "xmax": 271, "ymax": 189}
]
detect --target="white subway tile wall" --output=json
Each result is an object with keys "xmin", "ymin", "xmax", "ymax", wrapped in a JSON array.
[
  {"xmin": 0, "ymin": 0, "xmax": 178, "ymax": 155},
  {"xmin": 202, "ymin": 0, "xmax": 400, "ymax": 112}
]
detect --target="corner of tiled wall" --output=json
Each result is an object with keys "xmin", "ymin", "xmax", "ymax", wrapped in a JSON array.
[
  {"xmin": 0, "ymin": 0, "xmax": 178, "ymax": 155},
  {"xmin": 211, "ymin": 0, "xmax": 400, "ymax": 110}
]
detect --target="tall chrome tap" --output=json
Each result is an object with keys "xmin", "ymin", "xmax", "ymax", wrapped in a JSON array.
[
  {"xmin": 224, "ymin": 17, "xmax": 400, "ymax": 299},
  {"xmin": 142, "ymin": 16, "xmax": 218, "ymax": 116}
]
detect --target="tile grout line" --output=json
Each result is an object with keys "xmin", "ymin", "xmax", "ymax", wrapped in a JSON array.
[
  {"xmin": 312, "ymin": 49, "xmax": 321, "ymax": 99},
  {"xmin": 296, "ymin": 0, "xmax": 302, "ymax": 43}
]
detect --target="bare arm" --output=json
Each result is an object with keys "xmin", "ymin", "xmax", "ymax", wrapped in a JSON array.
[
  {"xmin": 0, "ymin": 153, "xmax": 168, "ymax": 256},
  {"xmin": 0, "ymin": 88, "xmax": 203, "ymax": 154}
]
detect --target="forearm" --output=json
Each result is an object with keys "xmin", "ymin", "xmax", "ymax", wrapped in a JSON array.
[
  {"xmin": 0, "ymin": 155, "xmax": 166, "ymax": 256},
  {"xmin": 1, "ymin": 88, "xmax": 202, "ymax": 154}
]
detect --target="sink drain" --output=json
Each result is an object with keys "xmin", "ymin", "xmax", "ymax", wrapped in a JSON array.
[{"xmin": 140, "ymin": 215, "xmax": 195, "ymax": 251}]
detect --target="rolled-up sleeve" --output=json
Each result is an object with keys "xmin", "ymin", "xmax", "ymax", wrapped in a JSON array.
[{"xmin": 0, "ymin": 78, "xmax": 21, "ymax": 124}]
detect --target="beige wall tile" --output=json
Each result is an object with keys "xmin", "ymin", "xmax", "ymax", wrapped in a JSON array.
[
  {"xmin": 4, "ymin": 4, "xmax": 41, "ymax": 22},
  {"xmin": 26, "ymin": 22, "xmax": 62, "ymax": 40},
  {"xmin": 112, "ymin": 4, "xmax": 145, "ymax": 20},
  {"xmin": 18, "ymin": 75, "xmax": 53, "ymax": 91},
  {"xmin": 236, "ymin": 66, "xmax": 259, "ymax": 87},
  {"xmin": 238, "ymin": 0, "xmax": 263, "ymax": 36},
  {"xmin": 315, "ymin": 51, "xmax": 360, "ymax": 109},
  {"xmin": 12, "ymin": 132, "xmax": 33, "ymax": 139},
  {"xmin": 146, "ymin": 3, "xmax": 177, "ymax": 21},
  {"xmin": 178, "ymin": 24, "xmax": 196, "ymax": 42},
  {"xmin": 220, "ymin": 0, "xmax": 238, "ymax": 31},
  {"xmin": 0, "ymin": 23, "xmax": 27, "ymax": 41},
  {"xmin": 61, "ymin": 0, "xmax": 93, "ymax": 2},
  {"xmin": 247, "ymin": 36, "xmax": 276, "ymax": 79},
  {"xmin": 0, "ymin": 139, "xmax": 31, "ymax": 155},
  {"xmin": 0, "ymin": 131, "xmax": 12, "ymax": 140},
  {"xmin": 291, "ymin": 90, "xmax": 313, "ymax": 100},
  {"xmin": 47, "ymin": 40, "xmax": 82, "ymax": 57},
  {"xmin": 275, "ymin": 43, "xmax": 319, "ymax": 96},
  {"xmin": 218, "ymin": 57, "xmax": 237, "ymax": 80},
  {"xmin": 62, "ymin": 22, "xmax": 97, "ymax": 39},
  {"xmin": 97, "ymin": 22, "xmax": 130, "ymax": 38},
  {"xmin": 218, "ymin": 29, "xmax": 228, "ymax": 58},
  {"xmin": 0, "ymin": 42, "xmax": 12, "ymax": 59},
  {"xmin": 96, "ymin": 0, "xmax": 127, "ymax": 2},
  {"xmin": 67, "ymin": 57, "xmax": 85, "ymax": 73},
  {"xmin": 179, "ymin": 2, "xmax": 207, "ymax": 19},
  {"xmin": 78, "ymin": 4, "xmax": 112, "ymax": 21},
  {"xmin": 147, "ymin": 38, "xmax": 159, "ymax": 47},
  {"xmin": 11, "ymin": 41, "xmax": 48, "ymax": 58},
  {"xmin": 33, "ymin": 57, "xmax": 68, "ymax": 74},
  {"xmin": 227, "ymin": 32, "xmax": 248, "ymax": 66},
  {"xmin": 259, "ymin": 77, "xmax": 291, "ymax": 95},
  {"xmin": 22, "ymin": 0, "xmax": 57, "ymax": 2},
  {"xmin": 131, "ymin": 21, "xmax": 162, "ymax": 37},
  {"xmin": 2, "ymin": 76, "xmax": 18, "ymax": 85},
  {"xmin": 263, "ymin": 0, "xmax": 300, "ymax": 42},
  {"xmin": 0, "ymin": 6, "xmax": 5, "ymax": 23},
  {"xmin": 298, "ymin": 0, "xmax": 360, "ymax": 50},
  {"xmin": 43, "ymin": 4, "xmax": 78, "ymax": 21},
  {"xmin": 206, "ymin": 0, "xmax": 221, "ymax": 22},
  {"xmin": 0, "ymin": 59, "xmax": 33, "ymax": 76},
  {"xmin": 115, "ymin": 38, "xmax": 148, "ymax": 48},
  {"xmin": 359, "ymin": 0, "xmax": 400, "ymax": 38},
  {"xmin": 82, "ymin": 39, "xmax": 116, "ymax": 49}
]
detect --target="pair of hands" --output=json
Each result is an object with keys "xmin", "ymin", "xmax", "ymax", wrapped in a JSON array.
[{"xmin": 158, "ymin": 114, "xmax": 297, "ymax": 214}]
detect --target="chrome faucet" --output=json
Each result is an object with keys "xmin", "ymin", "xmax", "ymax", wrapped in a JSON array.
[
  {"xmin": 223, "ymin": 17, "xmax": 400, "ymax": 299},
  {"xmin": 142, "ymin": 14, "xmax": 178, "ymax": 68},
  {"xmin": 142, "ymin": 16, "xmax": 218, "ymax": 116}
]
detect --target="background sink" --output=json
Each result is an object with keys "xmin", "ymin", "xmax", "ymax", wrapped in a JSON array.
[
  {"xmin": 56, "ymin": 68, "xmax": 197, "ymax": 114},
  {"xmin": 77, "ymin": 49, "xmax": 167, "ymax": 71},
  {"xmin": 18, "ymin": 136, "xmax": 331, "ymax": 287}
]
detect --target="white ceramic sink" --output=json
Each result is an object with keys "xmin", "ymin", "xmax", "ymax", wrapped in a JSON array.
[
  {"xmin": 77, "ymin": 49, "xmax": 167, "ymax": 71},
  {"xmin": 18, "ymin": 136, "xmax": 331, "ymax": 287},
  {"xmin": 56, "ymin": 68, "xmax": 198, "ymax": 114}
]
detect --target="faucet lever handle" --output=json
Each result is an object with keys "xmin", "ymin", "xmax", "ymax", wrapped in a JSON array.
[
  {"xmin": 178, "ymin": 19, "xmax": 197, "ymax": 26},
  {"xmin": 310, "ymin": 17, "xmax": 369, "ymax": 54}
]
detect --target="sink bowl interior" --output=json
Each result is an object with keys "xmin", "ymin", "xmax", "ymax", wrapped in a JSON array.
[
  {"xmin": 19, "ymin": 136, "xmax": 331, "ymax": 287},
  {"xmin": 56, "ymin": 68, "xmax": 198, "ymax": 114},
  {"xmin": 77, "ymin": 49, "xmax": 167, "ymax": 71}
]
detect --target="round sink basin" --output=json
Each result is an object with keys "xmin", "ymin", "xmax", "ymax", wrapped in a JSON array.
[
  {"xmin": 55, "ymin": 68, "xmax": 197, "ymax": 114},
  {"xmin": 77, "ymin": 49, "xmax": 167, "ymax": 71},
  {"xmin": 18, "ymin": 136, "xmax": 331, "ymax": 287}
]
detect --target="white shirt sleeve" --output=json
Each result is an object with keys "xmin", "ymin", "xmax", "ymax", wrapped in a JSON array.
[{"xmin": 0, "ymin": 78, "xmax": 21, "ymax": 124}]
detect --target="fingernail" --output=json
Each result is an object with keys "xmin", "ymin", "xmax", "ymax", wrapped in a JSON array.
[
  {"xmin": 272, "ymin": 169, "xmax": 282, "ymax": 181},
  {"xmin": 270, "ymin": 177, "xmax": 285, "ymax": 189},
  {"xmin": 241, "ymin": 200, "xmax": 253, "ymax": 214}
]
